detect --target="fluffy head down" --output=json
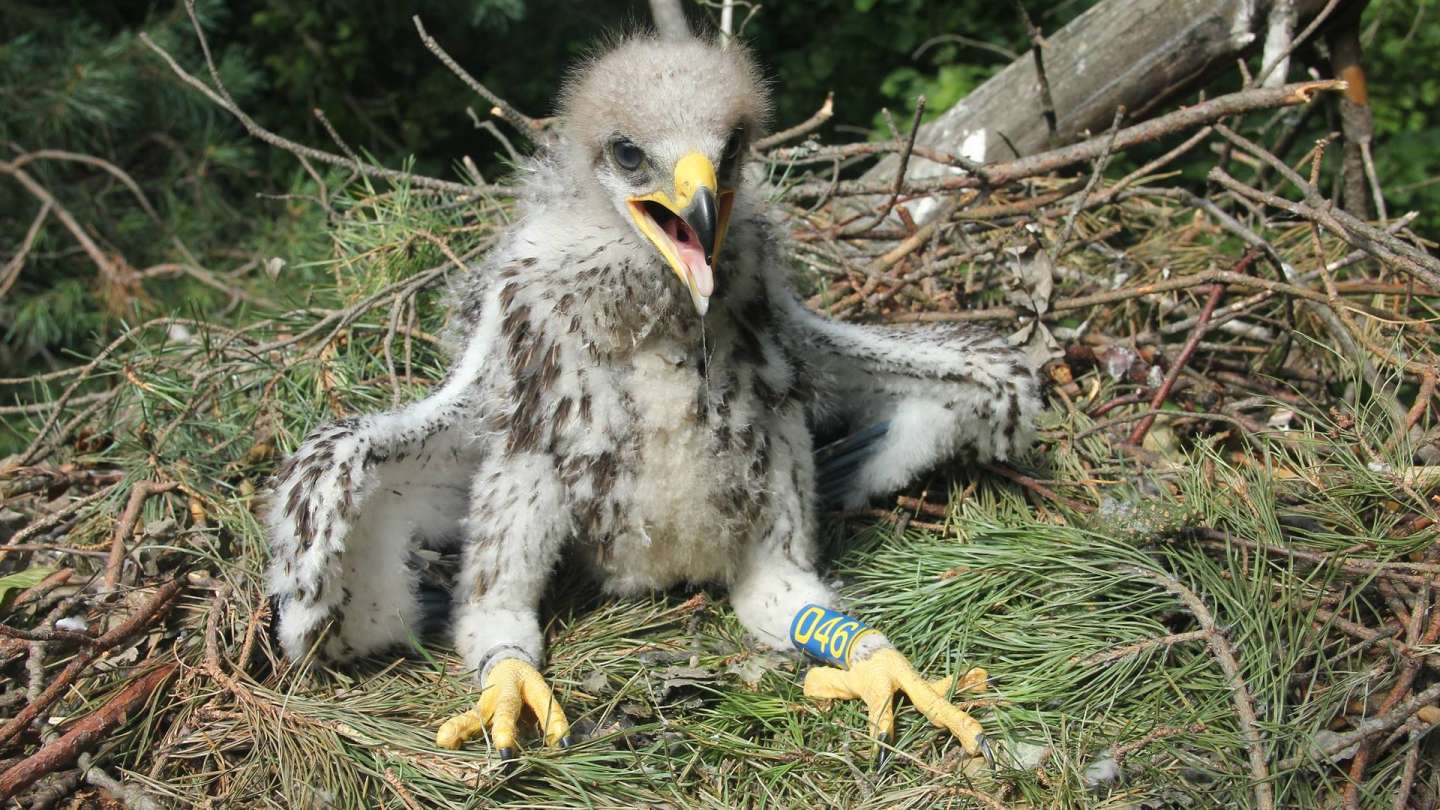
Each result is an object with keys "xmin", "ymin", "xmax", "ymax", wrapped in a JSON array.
[
  {"xmin": 550, "ymin": 35, "xmax": 774, "ymax": 316},
  {"xmin": 557, "ymin": 36, "xmax": 772, "ymax": 168}
]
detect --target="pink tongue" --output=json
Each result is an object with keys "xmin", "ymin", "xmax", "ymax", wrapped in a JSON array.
[{"xmin": 663, "ymin": 215, "xmax": 714, "ymax": 297}]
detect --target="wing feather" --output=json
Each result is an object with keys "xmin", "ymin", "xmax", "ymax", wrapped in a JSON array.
[{"xmin": 777, "ymin": 290, "xmax": 1042, "ymax": 509}]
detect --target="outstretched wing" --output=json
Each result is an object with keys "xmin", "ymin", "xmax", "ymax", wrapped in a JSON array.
[
  {"xmin": 266, "ymin": 325, "xmax": 494, "ymax": 662},
  {"xmin": 777, "ymin": 294, "xmax": 1042, "ymax": 510}
]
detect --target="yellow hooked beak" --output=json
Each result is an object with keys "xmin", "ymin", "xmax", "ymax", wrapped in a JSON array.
[{"xmin": 628, "ymin": 152, "xmax": 735, "ymax": 316}]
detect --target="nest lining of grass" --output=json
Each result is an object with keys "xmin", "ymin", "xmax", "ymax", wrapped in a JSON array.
[{"xmin": 2, "ymin": 16, "xmax": 1440, "ymax": 810}]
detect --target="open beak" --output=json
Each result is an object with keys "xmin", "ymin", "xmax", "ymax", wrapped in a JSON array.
[{"xmin": 628, "ymin": 152, "xmax": 734, "ymax": 316}]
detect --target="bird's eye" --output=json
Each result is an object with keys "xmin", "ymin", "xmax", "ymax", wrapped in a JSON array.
[
  {"xmin": 722, "ymin": 129, "xmax": 744, "ymax": 163},
  {"xmin": 612, "ymin": 139, "xmax": 644, "ymax": 171}
]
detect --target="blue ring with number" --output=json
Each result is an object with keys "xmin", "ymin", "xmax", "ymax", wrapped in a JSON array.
[{"xmin": 789, "ymin": 604, "xmax": 872, "ymax": 667}]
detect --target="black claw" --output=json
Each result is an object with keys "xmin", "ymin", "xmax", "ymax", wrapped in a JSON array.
[
  {"xmin": 499, "ymin": 746, "xmax": 518, "ymax": 763},
  {"xmin": 872, "ymin": 727, "xmax": 896, "ymax": 771},
  {"xmin": 976, "ymin": 735, "xmax": 996, "ymax": 771},
  {"xmin": 559, "ymin": 735, "xmax": 574, "ymax": 749}
]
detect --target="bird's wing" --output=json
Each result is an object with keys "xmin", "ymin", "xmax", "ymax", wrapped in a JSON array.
[
  {"xmin": 776, "ymin": 293, "xmax": 1041, "ymax": 509},
  {"xmin": 266, "ymin": 329, "xmax": 494, "ymax": 661}
]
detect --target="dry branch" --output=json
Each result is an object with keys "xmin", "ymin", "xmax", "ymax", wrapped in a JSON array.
[
  {"xmin": 138, "ymin": 7, "xmax": 482, "ymax": 198},
  {"xmin": 0, "ymin": 664, "xmax": 177, "ymax": 801},
  {"xmin": 103, "ymin": 481, "xmax": 179, "ymax": 592},
  {"xmin": 786, "ymin": 81, "xmax": 1346, "ymax": 204},
  {"xmin": 413, "ymin": 16, "xmax": 547, "ymax": 140},
  {"xmin": 1135, "ymin": 567, "xmax": 1273, "ymax": 810},
  {"xmin": 864, "ymin": 0, "xmax": 1342, "ymax": 188},
  {"xmin": 0, "ymin": 579, "xmax": 185, "ymax": 751}
]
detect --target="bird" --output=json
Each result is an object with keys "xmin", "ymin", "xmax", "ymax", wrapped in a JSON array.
[{"xmin": 265, "ymin": 31, "xmax": 1041, "ymax": 765}]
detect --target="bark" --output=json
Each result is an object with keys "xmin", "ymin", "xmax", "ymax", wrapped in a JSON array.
[
  {"xmin": 863, "ymin": 0, "xmax": 1352, "ymax": 198},
  {"xmin": 0, "ymin": 664, "xmax": 177, "ymax": 801},
  {"xmin": 1327, "ymin": 3, "xmax": 1374, "ymax": 218}
]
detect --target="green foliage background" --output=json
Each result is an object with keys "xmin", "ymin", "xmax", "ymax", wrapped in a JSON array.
[{"xmin": 1, "ymin": 0, "xmax": 1437, "ymax": 378}]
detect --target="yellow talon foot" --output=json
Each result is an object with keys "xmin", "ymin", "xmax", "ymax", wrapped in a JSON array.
[
  {"xmin": 803, "ymin": 647, "xmax": 989, "ymax": 761},
  {"xmin": 436, "ymin": 658, "xmax": 571, "ymax": 756}
]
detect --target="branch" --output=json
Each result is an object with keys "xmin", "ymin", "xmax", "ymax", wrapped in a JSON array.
[
  {"xmin": 754, "ymin": 93, "xmax": 834, "ymax": 151},
  {"xmin": 0, "ymin": 163, "xmax": 124, "ymax": 287},
  {"xmin": 103, "ymin": 481, "xmax": 179, "ymax": 592},
  {"xmin": 0, "ymin": 201, "xmax": 50, "ymax": 300},
  {"xmin": 138, "ymin": 21, "xmax": 482, "ymax": 197},
  {"xmin": 1126, "ymin": 281, "xmax": 1229, "ymax": 446},
  {"xmin": 783, "ymin": 81, "xmax": 1347, "ymax": 201},
  {"xmin": 650, "ymin": 0, "xmax": 691, "ymax": 40},
  {"xmin": 413, "ymin": 16, "xmax": 546, "ymax": 140},
  {"xmin": 0, "ymin": 664, "xmax": 177, "ymax": 801},
  {"xmin": 0, "ymin": 579, "xmax": 185, "ymax": 751},
  {"xmin": 1277, "ymin": 680, "xmax": 1440, "ymax": 771},
  {"xmin": 1133, "ymin": 567, "xmax": 1273, "ymax": 810}
]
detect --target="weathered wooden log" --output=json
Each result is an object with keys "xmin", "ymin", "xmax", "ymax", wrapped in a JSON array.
[{"xmin": 864, "ymin": 0, "xmax": 1350, "ymax": 195}]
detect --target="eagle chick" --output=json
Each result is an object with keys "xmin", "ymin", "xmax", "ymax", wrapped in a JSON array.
[{"xmin": 267, "ymin": 33, "xmax": 1041, "ymax": 763}]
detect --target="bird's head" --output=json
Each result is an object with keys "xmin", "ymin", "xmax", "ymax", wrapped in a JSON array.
[{"xmin": 558, "ymin": 36, "xmax": 771, "ymax": 317}]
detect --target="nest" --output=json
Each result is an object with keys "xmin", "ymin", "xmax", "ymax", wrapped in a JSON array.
[{"xmin": 2, "ymin": 11, "xmax": 1438, "ymax": 810}]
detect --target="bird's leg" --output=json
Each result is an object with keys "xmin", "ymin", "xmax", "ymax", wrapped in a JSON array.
[
  {"xmin": 730, "ymin": 415, "xmax": 991, "ymax": 764},
  {"xmin": 729, "ymin": 540, "xmax": 990, "ymax": 763},
  {"xmin": 437, "ymin": 455, "xmax": 572, "ymax": 758},
  {"xmin": 792, "ymin": 605, "xmax": 991, "ymax": 765}
]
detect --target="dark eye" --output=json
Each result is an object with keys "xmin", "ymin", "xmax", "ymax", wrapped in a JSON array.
[
  {"xmin": 612, "ymin": 139, "xmax": 644, "ymax": 171},
  {"xmin": 723, "ymin": 129, "xmax": 744, "ymax": 163}
]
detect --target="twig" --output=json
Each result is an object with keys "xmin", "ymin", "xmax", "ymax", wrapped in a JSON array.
[
  {"xmin": 912, "ymin": 34, "xmax": 1018, "ymax": 63},
  {"xmin": 1133, "ymin": 567, "xmax": 1272, "ymax": 810},
  {"xmin": 1277, "ymin": 680, "xmax": 1440, "ymax": 771},
  {"xmin": 0, "ymin": 625, "xmax": 95, "ymax": 645},
  {"xmin": 1113, "ymin": 722, "xmax": 1207, "ymax": 767},
  {"xmin": 11, "ymin": 569, "xmax": 74, "ymax": 609},
  {"xmin": 0, "ymin": 663, "xmax": 177, "ymax": 801},
  {"xmin": 413, "ymin": 17, "xmax": 545, "ymax": 140},
  {"xmin": 1253, "ymin": 0, "xmax": 1343, "ymax": 87},
  {"xmin": 0, "ymin": 201, "xmax": 51, "ymax": 300},
  {"xmin": 1209, "ymin": 159, "xmax": 1440, "ymax": 290},
  {"xmin": 1405, "ymin": 368, "xmax": 1436, "ymax": 430},
  {"xmin": 1394, "ymin": 736, "xmax": 1421, "ymax": 809},
  {"xmin": 1360, "ymin": 139, "xmax": 1389, "ymax": 225},
  {"xmin": 754, "ymin": 93, "xmax": 835, "ymax": 151},
  {"xmin": 839, "ymin": 97, "xmax": 926, "ymax": 236},
  {"xmin": 783, "ymin": 81, "xmax": 1346, "ymax": 200},
  {"xmin": 1343, "ymin": 566, "xmax": 1440, "ymax": 808},
  {"xmin": 103, "ymin": 481, "xmax": 178, "ymax": 592},
  {"xmin": 829, "ymin": 198, "xmax": 960, "ymax": 318},
  {"xmin": 1188, "ymin": 528, "xmax": 1440, "ymax": 591},
  {"xmin": 1055, "ymin": 106, "xmax": 1124, "ymax": 253},
  {"xmin": 982, "ymin": 462, "xmax": 1093, "ymax": 513},
  {"xmin": 1013, "ymin": 0, "xmax": 1057, "ymax": 143},
  {"xmin": 1074, "ymin": 629, "xmax": 1210, "ymax": 666},
  {"xmin": 1126, "ymin": 265, "xmax": 1243, "ymax": 446},
  {"xmin": 138, "ymin": 31, "xmax": 480, "ymax": 197},
  {"xmin": 0, "ymin": 163, "xmax": 125, "ymax": 287},
  {"xmin": 893, "ymin": 264, "xmax": 1336, "ymax": 323},
  {"xmin": 383, "ymin": 769, "xmax": 425, "ymax": 810},
  {"xmin": 4, "ymin": 484, "xmax": 121, "ymax": 549},
  {"xmin": 77, "ymin": 752, "xmax": 164, "ymax": 810},
  {"xmin": 0, "ymin": 578, "xmax": 185, "ymax": 751}
]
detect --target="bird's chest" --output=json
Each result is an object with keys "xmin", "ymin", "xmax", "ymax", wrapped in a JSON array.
[{"xmin": 583, "ymin": 342, "xmax": 759, "ymax": 591}]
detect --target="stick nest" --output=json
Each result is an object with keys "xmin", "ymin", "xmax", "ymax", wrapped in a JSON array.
[{"xmin": 1, "ymin": 14, "xmax": 1438, "ymax": 810}]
